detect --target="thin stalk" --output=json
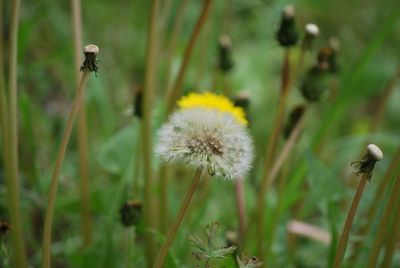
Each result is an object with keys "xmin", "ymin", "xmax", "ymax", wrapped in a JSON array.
[
  {"xmin": 142, "ymin": 0, "xmax": 160, "ymax": 265},
  {"xmin": 71, "ymin": 0, "xmax": 92, "ymax": 246},
  {"xmin": 159, "ymin": 165, "xmax": 169, "ymax": 234},
  {"xmin": 5, "ymin": 0, "xmax": 29, "ymax": 266},
  {"xmin": 349, "ymin": 147, "xmax": 400, "ymax": 263},
  {"xmin": 165, "ymin": 0, "xmax": 213, "ymax": 114},
  {"xmin": 42, "ymin": 71, "xmax": 90, "ymax": 268},
  {"xmin": 366, "ymin": 170, "xmax": 400, "ymax": 268},
  {"xmin": 159, "ymin": 0, "xmax": 211, "ymax": 237},
  {"xmin": 235, "ymin": 178, "xmax": 246, "ymax": 246},
  {"xmin": 255, "ymin": 48, "xmax": 291, "ymax": 212},
  {"xmin": 132, "ymin": 121, "xmax": 141, "ymax": 197},
  {"xmin": 153, "ymin": 168, "xmax": 203, "ymax": 268},
  {"xmin": 333, "ymin": 172, "xmax": 369, "ymax": 268},
  {"xmin": 370, "ymin": 67, "xmax": 400, "ymax": 132},
  {"xmin": 380, "ymin": 181, "xmax": 400, "ymax": 267},
  {"xmin": 164, "ymin": 0, "xmax": 188, "ymax": 89},
  {"xmin": 256, "ymin": 106, "xmax": 306, "ymax": 259}
]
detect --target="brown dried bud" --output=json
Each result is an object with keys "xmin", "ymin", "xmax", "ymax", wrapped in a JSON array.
[{"xmin": 119, "ymin": 200, "xmax": 143, "ymax": 227}]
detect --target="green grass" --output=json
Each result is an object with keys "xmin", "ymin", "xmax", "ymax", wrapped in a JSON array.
[{"xmin": 0, "ymin": 0, "xmax": 400, "ymax": 267}]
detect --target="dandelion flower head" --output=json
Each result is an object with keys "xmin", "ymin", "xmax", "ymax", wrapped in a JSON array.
[
  {"xmin": 177, "ymin": 92, "xmax": 248, "ymax": 126},
  {"xmin": 156, "ymin": 92, "xmax": 253, "ymax": 179}
]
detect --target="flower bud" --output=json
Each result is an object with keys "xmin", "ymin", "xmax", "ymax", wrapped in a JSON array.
[
  {"xmin": 351, "ymin": 144, "xmax": 383, "ymax": 181},
  {"xmin": 133, "ymin": 86, "xmax": 143, "ymax": 118},
  {"xmin": 283, "ymin": 105, "xmax": 306, "ymax": 138},
  {"xmin": 119, "ymin": 200, "xmax": 143, "ymax": 227},
  {"xmin": 276, "ymin": 5, "xmax": 299, "ymax": 47},
  {"xmin": 302, "ymin": 23, "xmax": 320, "ymax": 50},
  {"xmin": 0, "ymin": 220, "xmax": 11, "ymax": 238},
  {"xmin": 300, "ymin": 65, "xmax": 332, "ymax": 102},
  {"xmin": 218, "ymin": 35, "xmax": 234, "ymax": 73},
  {"xmin": 80, "ymin": 44, "xmax": 100, "ymax": 75}
]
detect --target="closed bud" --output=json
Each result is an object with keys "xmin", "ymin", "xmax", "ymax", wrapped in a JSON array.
[
  {"xmin": 80, "ymin": 44, "xmax": 100, "ymax": 75},
  {"xmin": 302, "ymin": 23, "xmax": 320, "ymax": 50},
  {"xmin": 218, "ymin": 35, "xmax": 234, "ymax": 73},
  {"xmin": 283, "ymin": 105, "xmax": 306, "ymax": 138},
  {"xmin": 233, "ymin": 92, "xmax": 251, "ymax": 125},
  {"xmin": 133, "ymin": 86, "xmax": 143, "ymax": 118},
  {"xmin": 0, "ymin": 220, "xmax": 11, "ymax": 238},
  {"xmin": 276, "ymin": 5, "xmax": 299, "ymax": 47},
  {"xmin": 300, "ymin": 65, "xmax": 332, "ymax": 102},
  {"xmin": 119, "ymin": 200, "xmax": 143, "ymax": 227}
]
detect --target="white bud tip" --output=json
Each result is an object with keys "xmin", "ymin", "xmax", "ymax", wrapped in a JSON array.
[
  {"xmin": 283, "ymin": 4, "xmax": 295, "ymax": 19},
  {"xmin": 305, "ymin": 23, "xmax": 320, "ymax": 36},
  {"xmin": 84, "ymin": 44, "xmax": 99, "ymax": 55},
  {"xmin": 367, "ymin": 144, "xmax": 383, "ymax": 161},
  {"xmin": 219, "ymin": 35, "xmax": 232, "ymax": 48}
]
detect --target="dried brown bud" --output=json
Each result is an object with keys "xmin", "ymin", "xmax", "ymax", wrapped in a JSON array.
[
  {"xmin": 80, "ymin": 44, "xmax": 100, "ymax": 74},
  {"xmin": 119, "ymin": 200, "xmax": 143, "ymax": 227}
]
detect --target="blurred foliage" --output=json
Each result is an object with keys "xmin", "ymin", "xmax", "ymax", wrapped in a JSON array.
[{"xmin": 0, "ymin": 0, "xmax": 399, "ymax": 267}]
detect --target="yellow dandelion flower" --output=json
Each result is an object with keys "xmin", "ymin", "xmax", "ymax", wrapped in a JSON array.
[{"xmin": 177, "ymin": 92, "xmax": 248, "ymax": 126}]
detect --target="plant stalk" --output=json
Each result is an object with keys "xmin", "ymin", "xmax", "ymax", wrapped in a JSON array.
[
  {"xmin": 235, "ymin": 178, "xmax": 246, "ymax": 246},
  {"xmin": 71, "ymin": 0, "xmax": 92, "ymax": 246},
  {"xmin": 256, "ymin": 107, "xmax": 306, "ymax": 256},
  {"xmin": 42, "ymin": 71, "xmax": 90, "ymax": 268},
  {"xmin": 142, "ymin": 0, "xmax": 161, "ymax": 265},
  {"xmin": 333, "ymin": 172, "xmax": 369, "ymax": 268},
  {"xmin": 4, "ymin": 0, "xmax": 29, "ymax": 266},
  {"xmin": 366, "ymin": 169, "xmax": 400, "ymax": 268},
  {"xmin": 380, "ymin": 175, "xmax": 400, "ymax": 267},
  {"xmin": 348, "ymin": 147, "xmax": 400, "ymax": 263},
  {"xmin": 165, "ymin": 0, "xmax": 213, "ymax": 114},
  {"xmin": 153, "ymin": 168, "xmax": 203, "ymax": 268}
]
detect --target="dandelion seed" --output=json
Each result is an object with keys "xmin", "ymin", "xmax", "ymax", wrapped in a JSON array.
[{"xmin": 156, "ymin": 92, "xmax": 253, "ymax": 179}]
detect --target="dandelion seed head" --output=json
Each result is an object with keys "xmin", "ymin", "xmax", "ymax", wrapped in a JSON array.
[{"xmin": 156, "ymin": 95, "xmax": 253, "ymax": 180}]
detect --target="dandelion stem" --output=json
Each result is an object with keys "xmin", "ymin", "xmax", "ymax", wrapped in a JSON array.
[
  {"xmin": 165, "ymin": 0, "xmax": 213, "ymax": 114},
  {"xmin": 71, "ymin": 0, "xmax": 92, "ymax": 247},
  {"xmin": 255, "ymin": 48, "xmax": 292, "ymax": 258},
  {"xmin": 164, "ymin": 0, "xmax": 188, "ymax": 89},
  {"xmin": 348, "ymin": 147, "xmax": 400, "ymax": 263},
  {"xmin": 42, "ymin": 71, "xmax": 90, "ymax": 268},
  {"xmin": 142, "ymin": 0, "xmax": 160, "ymax": 265},
  {"xmin": 259, "ymin": 108, "xmax": 307, "ymax": 260},
  {"xmin": 366, "ymin": 169, "xmax": 400, "ymax": 268},
  {"xmin": 333, "ymin": 172, "xmax": 369, "ymax": 268},
  {"xmin": 380, "ymin": 175, "xmax": 400, "ymax": 267},
  {"xmin": 235, "ymin": 178, "xmax": 247, "ymax": 246},
  {"xmin": 3, "ymin": 0, "xmax": 29, "ymax": 266},
  {"xmin": 153, "ymin": 168, "xmax": 203, "ymax": 268}
]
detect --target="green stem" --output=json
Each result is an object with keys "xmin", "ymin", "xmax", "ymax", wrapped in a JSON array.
[
  {"xmin": 165, "ymin": 0, "xmax": 213, "ymax": 114},
  {"xmin": 4, "ymin": 0, "xmax": 28, "ymax": 266},
  {"xmin": 164, "ymin": 0, "xmax": 188, "ymax": 89},
  {"xmin": 153, "ymin": 168, "xmax": 203, "ymax": 268},
  {"xmin": 366, "ymin": 169, "xmax": 400, "ymax": 267},
  {"xmin": 255, "ymin": 48, "xmax": 291, "ymax": 258},
  {"xmin": 380, "ymin": 177, "xmax": 400, "ymax": 267},
  {"xmin": 349, "ymin": 147, "xmax": 400, "ymax": 263},
  {"xmin": 42, "ymin": 71, "xmax": 90, "ymax": 268},
  {"xmin": 333, "ymin": 172, "xmax": 369, "ymax": 268},
  {"xmin": 235, "ymin": 178, "xmax": 246, "ymax": 247},
  {"xmin": 260, "ymin": 109, "xmax": 307, "ymax": 261},
  {"xmin": 142, "ymin": 0, "xmax": 160, "ymax": 265},
  {"xmin": 71, "ymin": 0, "xmax": 92, "ymax": 247}
]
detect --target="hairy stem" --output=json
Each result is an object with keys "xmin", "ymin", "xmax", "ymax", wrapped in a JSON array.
[
  {"xmin": 153, "ymin": 168, "xmax": 203, "ymax": 268},
  {"xmin": 235, "ymin": 178, "xmax": 247, "ymax": 246},
  {"xmin": 71, "ymin": 0, "xmax": 92, "ymax": 246},
  {"xmin": 42, "ymin": 71, "xmax": 90, "ymax": 268}
]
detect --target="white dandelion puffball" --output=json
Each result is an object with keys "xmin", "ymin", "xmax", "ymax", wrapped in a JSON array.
[{"xmin": 155, "ymin": 93, "xmax": 253, "ymax": 179}]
